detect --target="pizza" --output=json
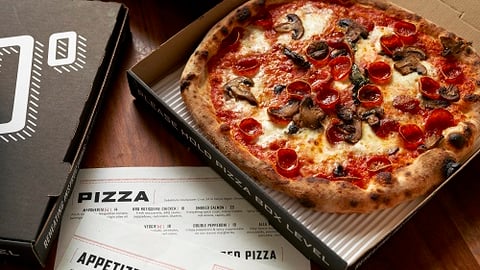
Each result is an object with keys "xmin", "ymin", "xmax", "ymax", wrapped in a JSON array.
[{"xmin": 179, "ymin": 0, "xmax": 480, "ymax": 213}]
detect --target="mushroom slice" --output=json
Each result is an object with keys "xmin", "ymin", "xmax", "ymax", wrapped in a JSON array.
[
  {"xmin": 359, "ymin": 107, "xmax": 385, "ymax": 127},
  {"xmin": 274, "ymin": 14, "xmax": 304, "ymax": 40},
  {"xmin": 223, "ymin": 76, "xmax": 258, "ymax": 105},
  {"xmin": 327, "ymin": 118, "xmax": 362, "ymax": 144},
  {"xmin": 440, "ymin": 34, "xmax": 470, "ymax": 56},
  {"xmin": 306, "ymin": 41, "xmax": 329, "ymax": 61},
  {"xmin": 293, "ymin": 96, "xmax": 326, "ymax": 129},
  {"xmin": 392, "ymin": 46, "xmax": 426, "ymax": 61},
  {"xmin": 343, "ymin": 119, "xmax": 362, "ymax": 144},
  {"xmin": 338, "ymin": 18, "xmax": 369, "ymax": 43},
  {"xmin": 392, "ymin": 46, "xmax": 427, "ymax": 75},
  {"xmin": 439, "ymin": 85, "xmax": 460, "ymax": 102},
  {"xmin": 267, "ymin": 98, "xmax": 301, "ymax": 121},
  {"xmin": 283, "ymin": 47, "xmax": 311, "ymax": 69},
  {"xmin": 393, "ymin": 54, "xmax": 427, "ymax": 75}
]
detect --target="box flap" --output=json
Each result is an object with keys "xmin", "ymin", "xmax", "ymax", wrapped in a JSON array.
[
  {"xmin": 0, "ymin": 0, "xmax": 126, "ymax": 244},
  {"xmin": 391, "ymin": 0, "xmax": 480, "ymax": 51}
]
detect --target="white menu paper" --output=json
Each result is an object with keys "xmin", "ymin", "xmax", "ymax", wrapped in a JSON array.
[
  {"xmin": 56, "ymin": 213, "xmax": 280, "ymax": 270},
  {"xmin": 55, "ymin": 167, "xmax": 310, "ymax": 270}
]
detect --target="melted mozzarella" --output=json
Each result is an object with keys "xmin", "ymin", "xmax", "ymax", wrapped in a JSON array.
[
  {"xmin": 239, "ymin": 27, "xmax": 270, "ymax": 55},
  {"xmin": 276, "ymin": 4, "xmax": 334, "ymax": 44}
]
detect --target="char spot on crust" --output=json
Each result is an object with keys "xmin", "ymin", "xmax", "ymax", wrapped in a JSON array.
[
  {"xmin": 195, "ymin": 50, "xmax": 209, "ymax": 61},
  {"xmin": 370, "ymin": 193, "xmax": 380, "ymax": 201},
  {"xmin": 220, "ymin": 25, "xmax": 229, "ymax": 36},
  {"xmin": 298, "ymin": 196, "xmax": 316, "ymax": 208},
  {"xmin": 404, "ymin": 190, "xmax": 412, "ymax": 198},
  {"xmin": 180, "ymin": 73, "xmax": 196, "ymax": 92},
  {"xmin": 375, "ymin": 171, "xmax": 393, "ymax": 185},
  {"xmin": 442, "ymin": 157, "xmax": 460, "ymax": 178},
  {"xmin": 349, "ymin": 200, "xmax": 359, "ymax": 208},
  {"xmin": 235, "ymin": 6, "xmax": 252, "ymax": 22},
  {"xmin": 219, "ymin": 123, "xmax": 231, "ymax": 133}
]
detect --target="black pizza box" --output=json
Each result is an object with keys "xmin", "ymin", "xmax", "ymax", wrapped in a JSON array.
[
  {"xmin": 0, "ymin": 0, "xmax": 129, "ymax": 266},
  {"xmin": 127, "ymin": 0, "xmax": 480, "ymax": 269}
]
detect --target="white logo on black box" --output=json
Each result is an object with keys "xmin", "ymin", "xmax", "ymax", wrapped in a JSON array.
[{"xmin": 0, "ymin": 31, "xmax": 86, "ymax": 143}]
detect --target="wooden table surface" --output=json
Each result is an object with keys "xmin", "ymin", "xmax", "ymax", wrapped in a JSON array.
[{"xmin": 3, "ymin": 1, "xmax": 480, "ymax": 269}]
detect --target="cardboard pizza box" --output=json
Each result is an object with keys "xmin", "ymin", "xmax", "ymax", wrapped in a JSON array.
[
  {"xmin": 127, "ymin": 0, "xmax": 480, "ymax": 269},
  {"xmin": 0, "ymin": 0, "xmax": 129, "ymax": 266}
]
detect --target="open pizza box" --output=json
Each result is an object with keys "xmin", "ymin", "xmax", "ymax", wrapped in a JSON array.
[{"xmin": 127, "ymin": 0, "xmax": 480, "ymax": 269}]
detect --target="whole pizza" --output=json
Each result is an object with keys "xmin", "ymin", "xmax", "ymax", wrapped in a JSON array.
[{"xmin": 180, "ymin": 0, "xmax": 480, "ymax": 213}]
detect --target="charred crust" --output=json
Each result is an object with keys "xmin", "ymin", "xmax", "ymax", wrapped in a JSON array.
[
  {"xmin": 220, "ymin": 26, "xmax": 229, "ymax": 36},
  {"xmin": 447, "ymin": 132, "xmax": 467, "ymax": 149},
  {"xmin": 219, "ymin": 123, "xmax": 231, "ymax": 133},
  {"xmin": 298, "ymin": 196, "xmax": 316, "ymax": 208},
  {"xmin": 235, "ymin": 6, "xmax": 252, "ymax": 23},
  {"xmin": 180, "ymin": 73, "xmax": 196, "ymax": 92},
  {"xmin": 442, "ymin": 158, "xmax": 460, "ymax": 178},
  {"xmin": 375, "ymin": 171, "xmax": 393, "ymax": 185},
  {"xmin": 196, "ymin": 50, "xmax": 209, "ymax": 61},
  {"xmin": 370, "ymin": 193, "xmax": 380, "ymax": 201},
  {"xmin": 349, "ymin": 200, "xmax": 359, "ymax": 208}
]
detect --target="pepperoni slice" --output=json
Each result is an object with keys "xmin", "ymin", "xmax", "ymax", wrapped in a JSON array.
[
  {"xmin": 310, "ymin": 68, "xmax": 332, "ymax": 89},
  {"xmin": 234, "ymin": 56, "xmax": 260, "ymax": 77},
  {"xmin": 374, "ymin": 118, "xmax": 399, "ymax": 138},
  {"xmin": 326, "ymin": 118, "xmax": 346, "ymax": 144},
  {"xmin": 380, "ymin": 34, "xmax": 403, "ymax": 56},
  {"xmin": 329, "ymin": 56, "xmax": 352, "ymax": 81},
  {"xmin": 276, "ymin": 148, "xmax": 300, "ymax": 178},
  {"xmin": 367, "ymin": 61, "xmax": 392, "ymax": 84},
  {"xmin": 357, "ymin": 84, "xmax": 383, "ymax": 108},
  {"xmin": 287, "ymin": 80, "xmax": 311, "ymax": 98},
  {"xmin": 393, "ymin": 21, "xmax": 417, "ymax": 45},
  {"xmin": 425, "ymin": 108, "xmax": 455, "ymax": 135},
  {"xmin": 399, "ymin": 124, "xmax": 424, "ymax": 150},
  {"xmin": 315, "ymin": 86, "xmax": 339, "ymax": 111},
  {"xmin": 238, "ymin": 118, "xmax": 263, "ymax": 142},
  {"xmin": 419, "ymin": 76, "xmax": 441, "ymax": 100},
  {"xmin": 366, "ymin": 156, "xmax": 392, "ymax": 172},
  {"xmin": 392, "ymin": 95, "xmax": 420, "ymax": 113},
  {"xmin": 441, "ymin": 64, "xmax": 464, "ymax": 84}
]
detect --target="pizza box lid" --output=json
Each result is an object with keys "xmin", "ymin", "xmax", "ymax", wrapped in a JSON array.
[
  {"xmin": 127, "ymin": 0, "xmax": 480, "ymax": 269},
  {"xmin": 0, "ymin": 0, "xmax": 129, "ymax": 266}
]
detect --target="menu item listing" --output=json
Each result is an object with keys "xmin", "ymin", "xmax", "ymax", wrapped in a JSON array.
[
  {"xmin": 57, "ymin": 213, "xmax": 281, "ymax": 270},
  {"xmin": 55, "ymin": 166, "xmax": 310, "ymax": 269}
]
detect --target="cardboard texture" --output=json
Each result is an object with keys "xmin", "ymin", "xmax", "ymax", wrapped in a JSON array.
[
  {"xmin": 127, "ymin": 0, "xmax": 480, "ymax": 269},
  {"xmin": 0, "ymin": 0, "xmax": 129, "ymax": 266}
]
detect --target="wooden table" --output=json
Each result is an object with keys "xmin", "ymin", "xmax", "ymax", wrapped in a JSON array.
[{"xmin": 3, "ymin": 1, "xmax": 480, "ymax": 269}]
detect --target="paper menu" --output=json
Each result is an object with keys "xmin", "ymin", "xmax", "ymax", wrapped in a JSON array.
[
  {"xmin": 56, "ymin": 213, "xmax": 280, "ymax": 270},
  {"xmin": 55, "ymin": 167, "xmax": 310, "ymax": 269}
]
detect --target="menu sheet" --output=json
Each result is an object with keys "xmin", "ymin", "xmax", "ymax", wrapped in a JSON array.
[
  {"xmin": 56, "ymin": 213, "xmax": 280, "ymax": 270},
  {"xmin": 55, "ymin": 167, "xmax": 310, "ymax": 269}
]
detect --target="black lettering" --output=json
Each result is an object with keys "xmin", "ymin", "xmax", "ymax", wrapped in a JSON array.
[
  {"xmin": 134, "ymin": 191, "xmax": 149, "ymax": 202},
  {"xmin": 94, "ymin": 256, "xmax": 105, "ymax": 268},
  {"xmin": 78, "ymin": 192, "xmax": 92, "ymax": 203},
  {"xmin": 76, "ymin": 251, "xmax": 87, "ymax": 264},
  {"xmin": 102, "ymin": 191, "xmax": 116, "ymax": 202},
  {"xmin": 86, "ymin": 254, "xmax": 97, "ymax": 265},
  {"xmin": 118, "ymin": 191, "xmax": 133, "ymax": 202}
]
